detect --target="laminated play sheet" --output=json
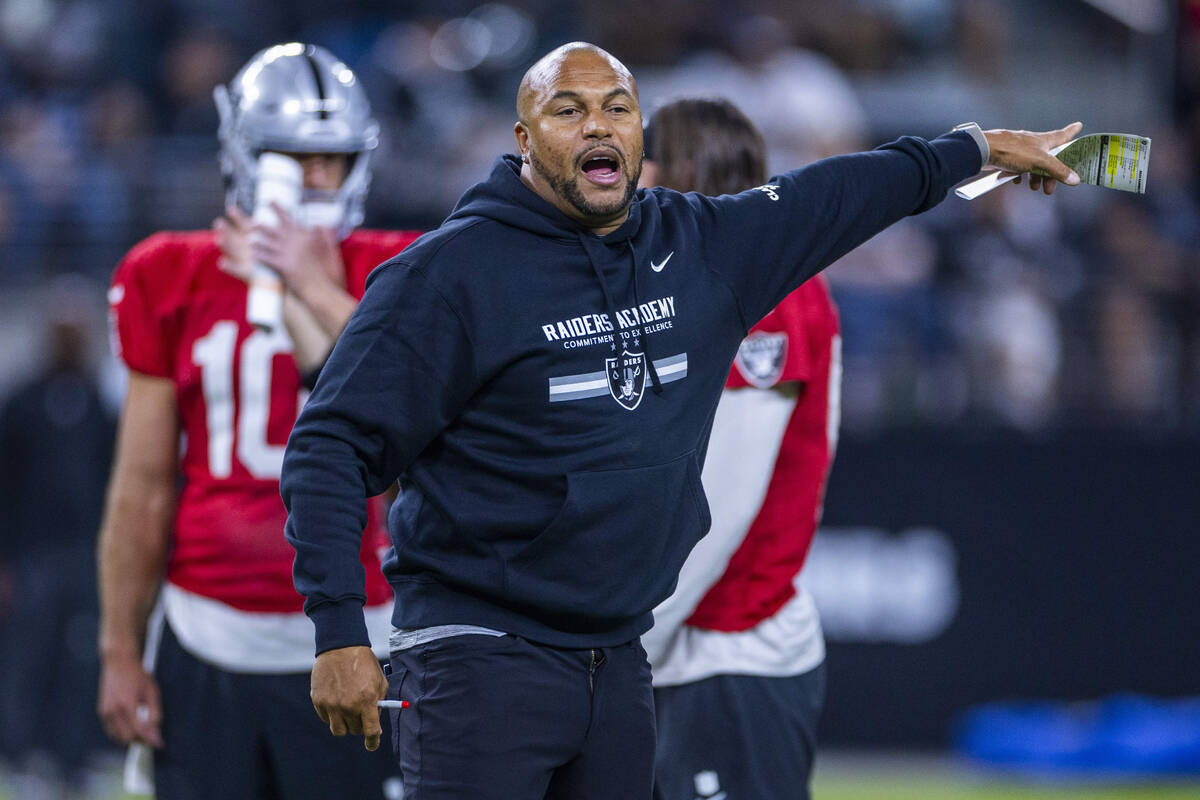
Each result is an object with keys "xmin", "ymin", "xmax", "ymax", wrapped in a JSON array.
[{"xmin": 955, "ymin": 133, "xmax": 1150, "ymax": 200}]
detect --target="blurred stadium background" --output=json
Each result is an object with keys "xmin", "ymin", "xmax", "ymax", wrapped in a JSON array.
[{"xmin": 1, "ymin": 0, "xmax": 1198, "ymax": 797}]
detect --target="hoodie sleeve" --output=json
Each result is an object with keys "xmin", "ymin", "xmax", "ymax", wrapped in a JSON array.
[
  {"xmin": 698, "ymin": 131, "xmax": 981, "ymax": 327},
  {"xmin": 282, "ymin": 258, "xmax": 477, "ymax": 654}
]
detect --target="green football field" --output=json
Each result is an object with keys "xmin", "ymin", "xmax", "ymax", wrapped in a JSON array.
[
  {"xmin": 812, "ymin": 775, "xmax": 1200, "ymax": 800},
  {"xmin": 810, "ymin": 753, "xmax": 1200, "ymax": 800}
]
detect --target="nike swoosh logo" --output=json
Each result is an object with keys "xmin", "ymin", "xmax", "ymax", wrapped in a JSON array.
[{"xmin": 650, "ymin": 251, "xmax": 674, "ymax": 272}]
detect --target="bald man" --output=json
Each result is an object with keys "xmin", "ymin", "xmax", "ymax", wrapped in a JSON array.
[{"xmin": 281, "ymin": 41, "xmax": 1084, "ymax": 799}]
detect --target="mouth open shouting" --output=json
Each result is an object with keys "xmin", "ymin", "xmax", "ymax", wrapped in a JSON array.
[
  {"xmin": 526, "ymin": 141, "xmax": 641, "ymax": 226},
  {"xmin": 580, "ymin": 148, "xmax": 623, "ymax": 188}
]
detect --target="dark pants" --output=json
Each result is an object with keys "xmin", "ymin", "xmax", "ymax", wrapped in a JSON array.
[
  {"xmin": 386, "ymin": 634, "xmax": 655, "ymax": 799},
  {"xmin": 652, "ymin": 663, "xmax": 826, "ymax": 800},
  {"xmin": 154, "ymin": 623, "xmax": 403, "ymax": 800}
]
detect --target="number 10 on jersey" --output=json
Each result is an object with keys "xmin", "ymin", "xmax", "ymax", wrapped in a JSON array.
[{"xmin": 192, "ymin": 320, "xmax": 298, "ymax": 480}]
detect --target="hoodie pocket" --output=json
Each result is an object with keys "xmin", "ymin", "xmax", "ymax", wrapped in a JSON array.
[{"xmin": 504, "ymin": 451, "xmax": 711, "ymax": 626}]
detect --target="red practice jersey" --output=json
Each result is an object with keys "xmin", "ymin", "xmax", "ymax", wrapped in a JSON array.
[
  {"xmin": 109, "ymin": 228, "xmax": 422, "ymax": 613},
  {"xmin": 686, "ymin": 275, "xmax": 840, "ymax": 631}
]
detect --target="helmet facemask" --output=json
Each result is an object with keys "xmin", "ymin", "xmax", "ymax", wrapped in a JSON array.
[{"xmin": 214, "ymin": 43, "xmax": 378, "ymax": 238}]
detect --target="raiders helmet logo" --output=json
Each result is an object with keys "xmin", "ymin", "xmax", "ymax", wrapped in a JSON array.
[
  {"xmin": 734, "ymin": 331, "xmax": 787, "ymax": 388},
  {"xmin": 606, "ymin": 350, "xmax": 647, "ymax": 410}
]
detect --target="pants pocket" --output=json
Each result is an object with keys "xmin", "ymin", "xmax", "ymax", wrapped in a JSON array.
[{"xmin": 384, "ymin": 661, "xmax": 410, "ymax": 764}]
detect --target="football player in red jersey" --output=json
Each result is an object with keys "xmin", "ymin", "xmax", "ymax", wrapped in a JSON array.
[
  {"xmin": 638, "ymin": 98, "xmax": 840, "ymax": 800},
  {"xmin": 97, "ymin": 43, "xmax": 421, "ymax": 799}
]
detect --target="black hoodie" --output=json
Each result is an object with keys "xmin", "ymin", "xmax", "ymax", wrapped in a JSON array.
[{"xmin": 282, "ymin": 132, "xmax": 982, "ymax": 653}]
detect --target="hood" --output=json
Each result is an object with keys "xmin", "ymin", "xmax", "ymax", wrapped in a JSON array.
[
  {"xmin": 447, "ymin": 154, "xmax": 666, "ymax": 396},
  {"xmin": 446, "ymin": 154, "xmax": 647, "ymax": 243}
]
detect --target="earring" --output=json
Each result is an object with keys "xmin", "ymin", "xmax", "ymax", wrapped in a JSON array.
[{"xmin": 522, "ymin": 152, "xmax": 529, "ymax": 163}]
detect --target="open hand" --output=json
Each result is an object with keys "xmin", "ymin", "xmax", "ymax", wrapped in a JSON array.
[{"xmin": 250, "ymin": 203, "xmax": 345, "ymax": 298}]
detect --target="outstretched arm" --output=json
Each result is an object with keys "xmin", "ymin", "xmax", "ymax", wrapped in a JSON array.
[{"xmin": 698, "ymin": 120, "xmax": 1085, "ymax": 326}]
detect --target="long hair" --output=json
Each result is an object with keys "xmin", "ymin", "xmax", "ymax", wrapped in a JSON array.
[{"xmin": 643, "ymin": 98, "xmax": 767, "ymax": 195}]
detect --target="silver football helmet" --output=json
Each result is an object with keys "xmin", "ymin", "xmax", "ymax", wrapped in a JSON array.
[{"xmin": 214, "ymin": 43, "xmax": 378, "ymax": 235}]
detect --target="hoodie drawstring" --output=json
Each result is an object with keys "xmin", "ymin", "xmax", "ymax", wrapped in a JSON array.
[
  {"xmin": 580, "ymin": 236, "xmax": 664, "ymax": 397},
  {"xmin": 627, "ymin": 241, "xmax": 663, "ymax": 394}
]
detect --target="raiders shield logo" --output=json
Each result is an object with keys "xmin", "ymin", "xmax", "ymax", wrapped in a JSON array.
[
  {"xmin": 734, "ymin": 331, "xmax": 787, "ymax": 388},
  {"xmin": 606, "ymin": 349, "xmax": 647, "ymax": 410}
]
